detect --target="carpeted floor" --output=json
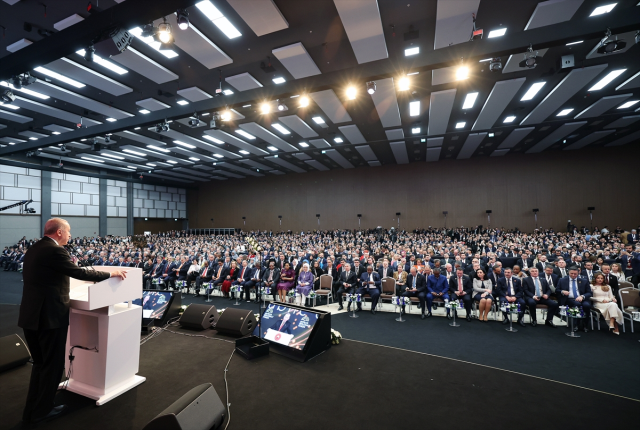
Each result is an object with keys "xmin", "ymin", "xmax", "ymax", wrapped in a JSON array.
[{"xmin": 0, "ymin": 312, "xmax": 638, "ymax": 430}]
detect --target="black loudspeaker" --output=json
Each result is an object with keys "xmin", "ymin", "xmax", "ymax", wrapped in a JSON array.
[
  {"xmin": 215, "ymin": 308, "xmax": 256, "ymax": 337},
  {"xmin": 142, "ymin": 383, "xmax": 225, "ymax": 430},
  {"xmin": 179, "ymin": 304, "xmax": 218, "ymax": 330},
  {"xmin": 0, "ymin": 334, "xmax": 31, "ymax": 372}
]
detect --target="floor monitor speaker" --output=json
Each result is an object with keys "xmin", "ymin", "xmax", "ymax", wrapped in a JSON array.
[
  {"xmin": 178, "ymin": 304, "xmax": 218, "ymax": 330},
  {"xmin": 0, "ymin": 334, "xmax": 31, "ymax": 372},
  {"xmin": 215, "ymin": 308, "xmax": 255, "ymax": 337}
]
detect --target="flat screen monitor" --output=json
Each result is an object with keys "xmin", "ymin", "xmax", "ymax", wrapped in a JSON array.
[
  {"xmin": 253, "ymin": 303, "xmax": 320, "ymax": 351},
  {"xmin": 133, "ymin": 290, "xmax": 173, "ymax": 320}
]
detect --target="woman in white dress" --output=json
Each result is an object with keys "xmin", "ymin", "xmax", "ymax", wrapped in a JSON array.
[
  {"xmin": 610, "ymin": 263, "xmax": 626, "ymax": 282},
  {"xmin": 590, "ymin": 273, "xmax": 623, "ymax": 335}
]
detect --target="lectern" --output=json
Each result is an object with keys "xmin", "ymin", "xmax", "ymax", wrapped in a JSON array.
[{"xmin": 59, "ymin": 266, "xmax": 145, "ymax": 405}]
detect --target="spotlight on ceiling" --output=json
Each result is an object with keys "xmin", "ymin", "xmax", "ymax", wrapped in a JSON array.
[
  {"xmin": 157, "ymin": 19, "xmax": 173, "ymax": 44},
  {"xmin": 346, "ymin": 86, "xmax": 357, "ymax": 100},
  {"xmin": 366, "ymin": 81, "xmax": 376, "ymax": 95},
  {"xmin": 1, "ymin": 90, "xmax": 16, "ymax": 103},
  {"xmin": 277, "ymin": 100, "xmax": 287, "ymax": 111},
  {"xmin": 260, "ymin": 103, "xmax": 271, "ymax": 114},
  {"xmin": 10, "ymin": 73, "xmax": 36, "ymax": 89},
  {"xmin": 456, "ymin": 66, "xmax": 469, "ymax": 80},
  {"xmin": 298, "ymin": 95, "xmax": 310, "ymax": 108},
  {"xmin": 519, "ymin": 45, "xmax": 539, "ymax": 68},
  {"xmin": 104, "ymin": 135, "xmax": 111, "ymax": 144},
  {"xmin": 141, "ymin": 23, "xmax": 156, "ymax": 38},
  {"xmin": 398, "ymin": 77, "xmax": 410, "ymax": 91},
  {"xmin": 596, "ymin": 29, "xmax": 627, "ymax": 54},
  {"xmin": 489, "ymin": 57, "xmax": 502, "ymax": 72},
  {"xmin": 188, "ymin": 114, "xmax": 201, "ymax": 127},
  {"xmin": 155, "ymin": 120, "xmax": 170, "ymax": 133},
  {"xmin": 176, "ymin": 9, "xmax": 190, "ymax": 30},
  {"xmin": 220, "ymin": 110, "xmax": 231, "ymax": 121},
  {"xmin": 83, "ymin": 45, "xmax": 95, "ymax": 62},
  {"xmin": 209, "ymin": 112, "xmax": 221, "ymax": 130}
]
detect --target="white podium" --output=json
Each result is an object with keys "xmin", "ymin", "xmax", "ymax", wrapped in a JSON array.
[{"xmin": 59, "ymin": 266, "xmax": 145, "ymax": 405}]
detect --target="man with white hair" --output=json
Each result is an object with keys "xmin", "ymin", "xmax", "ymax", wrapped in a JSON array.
[{"xmin": 18, "ymin": 218, "xmax": 127, "ymax": 424}]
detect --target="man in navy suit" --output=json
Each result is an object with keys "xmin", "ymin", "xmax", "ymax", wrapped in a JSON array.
[
  {"xmin": 620, "ymin": 244, "xmax": 640, "ymax": 286},
  {"xmin": 145, "ymin": 256, "xmax": 165, "ymax": 288},
  {"xmin": 233, "ymin": 260, "xmax": 253, "ymax": 301},
  {"xmin": 556, "ymin": 267, "xmax": 592, "ymax": 331},
  {"xmin": 580, "ymin": 262, "xmax": 595, "ymax": 282},
  {"xmin": 496, "ymin": 268, "xmax": 526, "ymax": 326},
  {"xmin": 542, "ymin": 265, "xmax": 560, "ymax": 308},
  {"xmin": 161, "ymin": 256, "xmax": 177, "ymax": 290},
  {"xmin": 426, "ymin": 268, "xmax": 450, "ymax": 318},
  {"xmin": 377, "ymin": 258, "xmax": 393, "ymax": 280},
  {"xmin": 401, "ymin": 267, "xmax": 427, "ymax": 318},
  {"xmin": 357, "ymin": 265, "xmax": 381, "ymax": 314},
  {"xmin": 246, "ymin": 262, "xmax": 265, "ymax": 303},
  {"xmin": 269, "ymin": 312, "xmax": 293, "ymax": 335},
  {"xmin": 522, "ymin": 268, "xmax": 558, "ymax": 327},
  {"xmin": 449, "ymin": 268, "xmax": 473, "ymax": 321},
  {"xmin": 627, "ymin": 229, "xmax": 638, "ymax": 245}
]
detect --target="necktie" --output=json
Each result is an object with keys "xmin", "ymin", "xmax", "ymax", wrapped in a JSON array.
[
  {"xmin": 369, "ymin": 274, "xmax": 373, "ymax": 287},
  {"xmin": 217, "ymin": 267, "xmax": 222, "ymax": 277},
  {"xmin": 571, "ymin": 279, "xmax": 578, "ymax": 298},
  {"xmin": 534, "ymin": 277, "xmax": 541, "ymax": 296},
  {"xmin": 346, "ymin": 271, "xmax": 350, "ymax": 282},
  {"xmin": 561, "ymin": 269, "xmax": 566, "ymax": 277},
  {"xmin": 241, "ymin": 268, "xmax": 245, "ymax": 279},
  {"xmin": 413, "ymin": 276, "xmax": 416, "ymax": 288},
  {"xmin": 279, "ymin": 321, "xmax": 285, "ymax": 331},
  {"xmin": 458, "ymin": 277, "xmax": 463, "ymax": 292},
  {"xmin": 547, "ymin": 276, "xmax": 552, "ymax": 287},
  {"xmin": 509, "ymin": 279, "xmax": 513, "ymax": 295},
  {"xmin": 269, "ymin": 270, "xmax": 273, "ymax": 281},
  {"xmin": 203, "ymin": 267, "xmax": 207, "ymax": 277},
  {"xmin": 606, "ymin": 275, "xmax": 609, "ymax": 283}
]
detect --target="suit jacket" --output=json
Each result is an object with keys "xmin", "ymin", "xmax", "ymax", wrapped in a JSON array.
[
  {"xmin": 270, "ymin": 319, "xmax": 293, "ymax": 335},
  {"xmin": 359, "ymin": 271, "xmax": 381, "ymax": 289},
  {"xmin": 198, "ymin": 265, "xmax": 214, "ymax": 282},
  {"xmin": 496, "ymin": 277, "xmax": 523, "ymax": 299},
  {"xmin": 405, "ymin": 273, "xmax": 427, "ymax": 293},
  {"xmin": 553, "ymin": 267, "xmax": 569, "ymax": 278},
  {"xmin": 351, "ymin": 265, "xmax": 365, "ymax": 280},
  {"xmin": 250, "ymin": 267, "xmax": 265, "ymax": 282},
  {"xmin": 516, "ymin": 258, "xmax": 533, "ymax": 270},
  {"xmin": 602, "ymin": 273, "xmax": 619, "ymax": 295},
  {"xmin": 426, "ymin": 274, "xmax": 448, "ymax": 294},
  {"xmin": 212, "ymin": 265, "xmax": 229, "ymax": 281},
  {"xmin": 449, "ymin": 274, "xmax": 473, "ymax": 296},
  {"xmin": 580, "ymin": 269, "xmax": 596, "ymax": 281},
  {"xmin": 235, "ymin": 266, "xmax": 252, "ymax": 284},
  {"xmin": 18, "ymin": 237, "xmax": 110, "ymax": 330},
  {"xmin": 262, "ymin": 267, "xmax": 281, "ymax": 285},
  {"xmin": 556, "ymin": 276, "xmax": 592, "ymax": 300},
  {"xmin": 522, "ymin": 276, "xmax": 552, "ymax": 298},
  {"xmin": 488, "ymin": 271, "xmax": 504, "ymax": 287},
  {"xmin": 325, "ymin": 267, "xmax": 339, "ymax": 287},
  {"xmin": 620, "ymin": 253, "xmax": 640, "ymax": 274},
  {"xmin": 541, "ymin": 273, "xmax": 559, "ymax": 293},
  {"xmin": 627, "ymin": 233, "xmax": 638, "ymax": 244},
  {"xmin": 377, "ymin": 266, "xmax": 394, "ymax": 280},
  {"xmin": 339, "ymin": 270, "xmax": 358, "ymax": 288}
]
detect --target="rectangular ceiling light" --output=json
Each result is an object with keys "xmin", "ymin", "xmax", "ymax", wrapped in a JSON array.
[
  {"xmin": 106, "ymin": 118, "xmax": 117, "ymax": 122},
  {"xmin": 409, "ymin": 101, "xmax": 420, "ymax": 116},
  {"xmin": 123, "ymin": 149, "xmax": 146, "ymax": 156},
  {"xmin": 235, "ymin": 129, "xmax": 256, "ymax": 140},
  {"xmin": 462, "ymin": 92, "xmax": 478, "ymax": 109},
  {"xmin": 455, "ymin": 122, "xmax": 466, "ymax": 129},
  {"xmin": 239, "ymin": 150, "xmax": 250, "ymax": 154},
  {"xmin": 299, "ymin": 142, "xmax": 309, "ymax": 147},
  {"xmin": 272, "ymin": 124, "xmax": 290, "ymax": 134},
  {"xmin": 174, "ymin": 140, "xmax": 196, "ymax": 149},
  {"xmin": 312, "ymin": 116, "xmax": 325, "ymax": 124},
  {"xmin": 272, "ymin": 77, "xmax": 286, "ymax": 84},
  {"xmin": 590, "ymin": 3, "xmax": 617, "ymax": 16},
  {"xmin": 618, "ymin": 100, "xmax": 640, "ymax": 109},
  {"xmin": 33, "ymin": 67, "xmax": 85, "ymax": 88},
  {"xmin": 82, "ymin": 156, "xmax": 104, "ymax": 163},
  {"xmin": 147, "ymin": 145, "xmax": 170, "ymax": 153},
  {"xmin": 488, "ymin": 28, "xmax": 507, "ymax": 38},
  {"xmin": 588, "ymin": 69, "xmax": 626, "ymax": 91},
  {"xmin": 334, "ymin": 137, "xmax": 343, "ymax": 143},
  {"xmin": 177, "ymin": 100, "xmax": 189, "ymax": 105},
  {"xmin": 196, "ymin": 0, "xmax": 242, "ymax": 39},
  {"xmin": 412, "ymin": 127, "xmax": 420, "ymax": 134},
  {"xmin": 267, "ymin": 146, "xmax": 278, "ymax": 151},
  {"xmin": 504, "ymin": 116, "xmax": 516, "ymax": 123},
  {"xmin": 405, "ymin": 47, "xmax": 419, "ymax": 56},
  {"xmin": 557, "ymin": 108, "xmax": 574, "ymax": 116},
  {"xmin": 566, "ymin": 40, "xmax": 583, "ymax": 46},
  {"xmin": 167, "ymin": 160, "xmax": 177, "ymax": 164},
  {"xmin": 189, "ymin": 157, "xmax": 200, "ymax": 161},
  {"xmin": 76, "ymin": 50, "xmax": 128, "ymax": 74},
  {"xmin": 521, "ymin": 82, "xmax": 546, "ymax": 101},
  {"xmin": 101, "ymin": 152, "xmax": 124, "ymax": 160},
  {"xmin": 129, "ymin": 27, "xmax": 178, "ymax": 58},
  {"xmin": 202, "ymin": 135, "xmax": 224, "ymax": 144},
  {"xmin": 0, "ymin": 103, "xmax": 19, "ymax": 110},
  {"xmin": 139, "ymin": 109, "xmax": 150, "ymax": 114},
  {"xmin": 213, "ymin": 154, "xmax": 224, "ymax": 158}
]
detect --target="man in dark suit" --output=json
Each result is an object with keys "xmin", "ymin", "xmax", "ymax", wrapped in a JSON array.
[
  {"xmin": 542, "ymin": 265, "xmax": 560, "ymax": 305},
  {"xmin": 160, "ymin": 256, "xmax": 177, "ymax": 290},
  {"xmin": 449, "ymin": 268, "xmax": 473, "ymax": 321},
  {"xmin": 496, "ymin": 268, "xmax": 526, "ymax": 326},
  {"xmin": 18, "ymin": 218, "xmax": 126, "ymax": 424},
  {"xmin": 357, "ymin": 265, "xmax": 381, "ymax": 314},
  {"xmin": 145, "ymin": 257, "xmax": 165, "ymax": 289},
  {"xmin": 194, "ymin": 261, "xmax": 214, "ymax": 297},
  {"xmin": 580, "ymin": 262, "xmax": 595, "ymax": 282},
  {"xmin": 522, "ymin": 267, "xmax": 559, "ymax": 327},
  {"xmin": 401, "ymin": 267, "xmax": 427, "ymax": 318},
  {"xmin": 246, "ymin": 262, "xmax": 265, "ymax": 303},
  {"xmin": 426, "ymin": 268, "xmax": 450, "ymax": 318},
  {"xmin": 377, "ymin": 258, "xmax": 393, "ymax": 280},
  {"xmin": 627, "ymin": 229, "xmax": 638, "ymax": 245},
  {"xmin": 620, "ymin": 245, "xmax": 640, "ymax": 286},
  {"xmin": 516, "ymin": 255, "xmax": 533, "ymax": 273},
  {"xmin": 556, "ymin": 267, "xmax": 592, "ymax": 331},
  {"xmin": 324, "ymin": 259, "xmax": 340, "ymax": 296},
  {"xmin": 262, "ymin": 261, "xmax": 280, "ymax": 302},
  {"xmin": 233, "ymin": 260, "xmax": 253, "ymax": 301},
  {"xmin": 269, "ymin": 312, "xmax": 293, "ymax": 335},
  {"xmin": 337, "ymin": 263, "xmax": 358, "ymax": 311}
]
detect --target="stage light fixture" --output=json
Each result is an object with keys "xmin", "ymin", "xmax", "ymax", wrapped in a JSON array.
[
  {"xmin": 209, "ymin": 113, "xmax": 221, "ymax": 130},
  {"xmin": 220, "ymin": 110, "xmax": 231, "ymax": 121},
  {"xmin": 155, "ymin": 120, "xmax": 170, "ymax": 133},
  {"xmin": 177, "ymin": 9, "xmax": 190, "ymax": 30},
  {"xmin": 1, "ymin": 90, "xmax": 15, "ymax": 103},
  {"xmin": 277, "ymin": 100, "xmax": 287, "ymax": 111},
  {"xmin": 346, "ymin": 86, "xmax": 357, "ymax": 100},
  {"xmin": 398, "ymin": 77, "xmax": 410, "ymax": 91},
  {"xmin": 456, "ymin": 66, "xmax": 469, "ymax": 80},
  {"xmin": 597, "ymin": 38, "xmax": 626, "ymax": 54},
  {"xmin": 489, "ymin": 57, "xmax": 502, "ymax": 72},
  {"xmin": 298, "ymin": 95, "xmax": 309, "ymax": 108},
  {"xmin": 260, "ymin": 103, "xmax": 271, "ymax": 114},
  {"xmin": 141, "ymin": 23, "xmax": 156, "ymax": 38},
  {"xmin": 366, "ymin": 81, "xmax": 376, "ymax": 95},
  {"xmin": 157, "ymin": 20, "xmax": 173, "ymax": 44}
]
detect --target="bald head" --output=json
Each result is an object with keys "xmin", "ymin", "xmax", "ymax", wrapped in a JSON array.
[{"xmin": 44, "ymin": 218, "xmax": 71, "ymax": 245}]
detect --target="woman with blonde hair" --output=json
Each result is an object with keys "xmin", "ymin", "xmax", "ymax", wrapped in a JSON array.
[
  {"xmin": 590, "ymin": 273, "xmax": 622, "ymax": 335},
  {"xmin": 610, "ymin": 263, "xmax": 625, "ymax": 282}
]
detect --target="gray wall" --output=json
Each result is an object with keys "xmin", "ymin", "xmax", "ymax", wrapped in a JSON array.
[
  {"xmin": 107, "ymin": 217, "xmax": 127, "ymax": 236},
  {"xmin": 0, "ymin": 215, "xmax": 41, "ymax": 248},
  {"xmin": 64, "ymin": 216, "xmax": 100, "ymax": 238}
]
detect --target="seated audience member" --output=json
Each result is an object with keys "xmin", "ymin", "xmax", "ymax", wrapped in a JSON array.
[
  {"xmin": 401, "ymin": 267, "xmax": 427, "ymax": 318},
  {"xmin": 296, "ymin": 263, "xmax": 314, "ymax": 306},
  {"xmin": 262, "ymin": 261, "xmax": 280, "ymax": 302},
  {"xmin": 556, "ymin": 267, "xmax": 593, "ymax": 332},
  {"xmin": 247, "ymin": 262, "xmax": 264, "ymax": 303},
  {"xmin": 222, "ymin": 261, "xmax": 238, "ymax": 299},
  {"xmin": 394, "ymin": 264, "xmax": 408, "ymax": 296},
  {"xmin": 590, "ymin": 273, "xmax": 623, "ymax": 335},
  {"xmin": 194, "ymin": 261, "xmax": 213, "ymax": 297},
  {"xmin": 426, "ymin": 268, "xmax": 450, "ymax": 318},
  {"xmin": 310, "ymin": 260, "xmax": 324, "ymax": 290},
  {"xmin": 276, "ymin": 262, "xmax": 295, "ymax": 302},
  {"xmin": 522, "ymin": 267, "xmax": 558, "ymax": 328},
  {"xmin": 337, "ymin": 263, "xmax": 357, "ymax": 311},
  {"xmin": 610, "ymin": 263, "xmax": 625, "ymax": 282},
  {"xmin": 233, "ymin": 260, "xmax": 253, "ymax": 302},
  {"xmin": 449, "ymin": 268, "xmax": 473, "ymax": 322},
  {"xmin": 512, "ymin": 265, "xmax": 527, "ymax": 279},
  {"xmin": 357, "ymin": 265, "xmax": 381, "ymax": 315},
  {"xmin": 553, "ymin": 259, "xmax": 569, "ymax": 278},
  {"xmin": 161, "ymin": 256, "xmax": 177, "ymax": 289},
  {"xmin": 473, "ymin": 269, "xmax": 494, "ymax": 322},
  {"xmin": 496, "ymin": 268, "xmax": 526, "ymax": 326}
]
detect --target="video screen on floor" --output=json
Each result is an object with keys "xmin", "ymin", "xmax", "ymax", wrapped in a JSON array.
[
  {"xmin": 253, "ymin": 303, "xmax": 319, "ymax": 350},
  {"xmin": 132, "ymin": 291, "xmax": 172, "ymax": 320}
]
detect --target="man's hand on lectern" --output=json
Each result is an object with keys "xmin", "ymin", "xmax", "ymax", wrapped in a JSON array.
[{"xmin": 110, "ymin": 270, "xmax": 127, "ymax": 280}]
